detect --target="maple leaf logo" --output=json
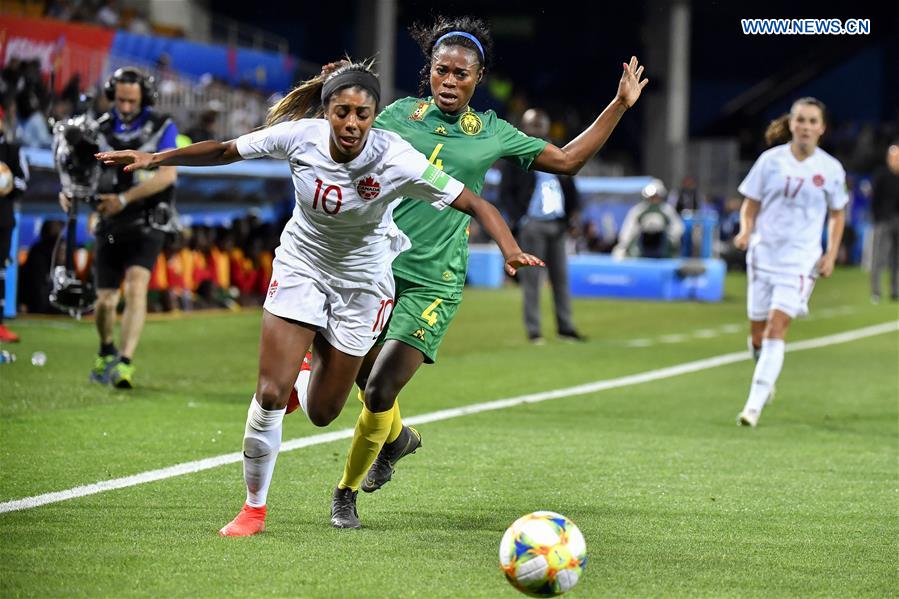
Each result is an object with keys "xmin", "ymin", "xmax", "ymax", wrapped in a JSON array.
[{"xmin": 356, "ymin": 175, "xmax": 381, "ymax": 200}]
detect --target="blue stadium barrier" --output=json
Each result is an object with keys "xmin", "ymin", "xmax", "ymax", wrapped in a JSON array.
[
  {"xmin": 568, "ymin": 255, "xmax": 725, "ymax": 301},
  {"xmin": 467, "ymin": 245, "xmax": 506, "ymax": 288},
  {"xmin": 466, "ymin": 247, "xmax": 726, "ymax": 302}
]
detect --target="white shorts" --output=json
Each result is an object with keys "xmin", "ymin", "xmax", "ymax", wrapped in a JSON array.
[
  {"xmin": 747, "ymin": 266, "xmax": 817, "ymax": 321},
  {"xmin": 263, "ymin": 256, "xmax": 395, "ymax": 357}
]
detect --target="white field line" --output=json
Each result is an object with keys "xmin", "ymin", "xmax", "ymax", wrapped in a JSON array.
[
  {"xmin": 2, "ymin": 321, "xmax": 896, "ymax": 515},
  {"xmin": 635, "ymin": 305, "xmax": 860, "ymax": 348}
]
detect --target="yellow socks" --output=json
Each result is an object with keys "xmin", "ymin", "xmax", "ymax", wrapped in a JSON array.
[
  {"xmin": 339, "ymin": 405, "xmax": 393, "ymax": 491},
  {"xmin": 387, "ymin": 400, "xmax": 403, "ymax": 443},
  {"xmin": 357, "ymin": 390, "xmax": 404, "ymax": 444}
]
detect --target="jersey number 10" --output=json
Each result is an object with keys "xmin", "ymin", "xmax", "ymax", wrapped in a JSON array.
[{"xmin": 313, "ymin": 178, "xmax": 343, "ymax": 214}]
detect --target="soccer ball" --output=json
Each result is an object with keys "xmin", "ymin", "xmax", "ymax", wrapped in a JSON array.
[{"xmin": 499, "ymin": 511, "xmax": 587, "ymax": 597}]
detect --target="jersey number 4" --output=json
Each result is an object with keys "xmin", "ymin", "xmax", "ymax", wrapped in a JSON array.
[
  {"xmin": 428, "ymin": 144, "xmax": 445, "ymax": 171},
  {"xmin": 420, "ymin": 298, "xmax": 443, "ymax": 326},
  {"xmin": 313, "ymin": 178, "xmax": 343, "ymax": 214}
]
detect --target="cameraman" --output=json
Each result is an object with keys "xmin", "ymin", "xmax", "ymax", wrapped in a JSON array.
[
  {"xmin": 60, "ymin": 67, "xmax": 178, "ymax": 388},
  {"xmin": 1, "ymin": 107, "xmax": 30, "ymax": 343}
]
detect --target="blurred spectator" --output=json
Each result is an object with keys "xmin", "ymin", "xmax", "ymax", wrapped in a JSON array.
[
  {"xmin": 0, "ymin": 99, "xmax": 18, "ymax": 142},
  {"xmin": 45, "ymin": 0, "xmax": 76, "ymax": 20},
  {"xmin": 228, "ymin": 86, "xmax": 265, "ymax": 136},
  {"xmin": 869, "ymin": 142, "xmax": 899, "ymax": 302},
  {"xmin": 49, "ymin": 97, "xmax": 74, "ymax": 127},
  {"xmin": 577, "ymin": 221, "xmax": 605, "ymax": 254},
  {"xmin": 147, "ymin": 251, "xmax": 172, "ymax": 313},
  {"xmin": 671, "ymin": 174, "xmax": 705, "ymax": 214},
  {"xmin": 185, "ymin": 105, "xmax": 221, "ymax": 143},
  {"xmin": 156, "ymin": 54, "xmax": 185, "ymax": 100},
  {"xmin": 212, "ymin": 227, "xmax": 234, "ymax": 293},
  {"xmin": 17, "ymin": 220, "xmax": 63, "ymax": 315},
  {"xmin": 96, "ymin": 0, "xmax": 121, "ymax": 28},
  {"xmin": 1, "ymin": 111, "xmax": 29, "ymax": 341},
  {"xmin": 17, "ymin": 94, "xmax": 52, "ymax": 148},
  {"xmin": 190, "ymin": 226, "xmax": 220, "ymax": 307},
  {"xmin": 60, "ymin": 74, "xmax": 82, "ymax": 109},
  {"xmin": 613, "ymin": 179, "xmax": 684, "ymax": 259},
  {"xmin": 16, "ymin": 87, "xmax": 74, "ymax": 149},
  {"xmin": 128, "ymin": 9, "xmax": 152, "ymax": 35},
  {"xmin": 717, "ymin": 196, "xmax": 745, "ymax": 270},
  {"xmin": 164, "ymin": 233, "xmax": 194, "ymax": 310}
]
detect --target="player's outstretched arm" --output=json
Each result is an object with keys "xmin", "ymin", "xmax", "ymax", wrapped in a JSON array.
[
  {"xmin": 531, "ymin": 56, "xmax": 649, "ymax": 176},
  {"xmin": 450, "ymin": 187, "xmax": 544, "ymax": 276},
  {"xmin": 96, "ymin": 140, "xmax": 243, "ymax": 173}
]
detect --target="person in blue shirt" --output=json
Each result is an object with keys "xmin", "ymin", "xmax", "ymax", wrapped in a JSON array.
[
  {"xmin": 59, "ymin": 67, "xmax": 179, "ymax": 388},
  {"xmin": 499, "ymin": 108, "xmax": 584, "ymax": 344}
]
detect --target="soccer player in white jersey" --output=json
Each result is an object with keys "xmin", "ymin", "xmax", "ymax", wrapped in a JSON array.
[
  {"xmin": 97, "ymin": 61, "xmax": 542, "ymax": 536},
  {"xmin": 733, "ymin": 97, "xmax": 848, "ymax": 427}
]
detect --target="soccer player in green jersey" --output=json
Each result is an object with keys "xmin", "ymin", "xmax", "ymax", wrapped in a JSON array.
[{"xmin": 319, "ymin": 16, "xmax": 649, "ymax": 528}]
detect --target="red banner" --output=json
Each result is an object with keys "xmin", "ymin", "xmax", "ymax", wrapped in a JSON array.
[{"xmin": 0, "ymin": 15, "xmax": 115, "ymax": 89}]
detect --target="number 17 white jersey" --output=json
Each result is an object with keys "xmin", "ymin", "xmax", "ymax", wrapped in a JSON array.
[
  {"xmin": 738, "ymin": 143, "xmax": 848, "ymax": 275},
  {"xmin": 236, "ymin": 119, "xmax": 464, "ymax": 289}
]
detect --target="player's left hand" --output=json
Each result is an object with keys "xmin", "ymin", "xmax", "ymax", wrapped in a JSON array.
[
  {"xmin": 616, "ymin": 56, "xmax": 649, "ymax": 109},
  {"xmin": 320, "ymin": 60, "xmax": 349, "ymax": 79},
  {"xmin": 96, "ymin": 193, "xmax": 124, "ymax": 217},
  {"xmin": 816, "ymin": 254, "xmax": 836, "ymax": 278},
  {"xmin": 505, "ymin": 253, "xmax": 545, "ymax": 276}
]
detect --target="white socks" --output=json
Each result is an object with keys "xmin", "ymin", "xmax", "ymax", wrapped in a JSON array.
[
  {"xmin": 294, "ymin": 368, "xmax": 311, "ymax": 418},
  {"xmin": 243, "ymin": 396, "xmax": 286, "ymax": 507},
  {"xmin": 743, "ymin": 338, "xmax": 785, "ymax": 413}
]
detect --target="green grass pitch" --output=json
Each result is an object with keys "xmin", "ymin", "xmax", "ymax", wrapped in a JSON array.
[{"xmin": 1, "ymin": 269, "xmax": 896, "ymax": 598}]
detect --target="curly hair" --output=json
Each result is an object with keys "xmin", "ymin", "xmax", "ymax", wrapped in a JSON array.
[
  {"xmin": 265, "ymin": 58, "xmax": 377, "ymax": 127},
  {"xmin": 408, "ymin": 15, "xmax": 494, "ymax": 96},
  {"xmin": 764, "ymin": 96, "xmax": 827, "ymax": 147}
]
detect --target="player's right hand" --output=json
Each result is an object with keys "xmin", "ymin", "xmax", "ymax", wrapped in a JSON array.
[
  {"xmin": 733, "ymin": 231, "xmax": 750, "ymax": 251},
  {"xmin": 96, "ymin": 150, "xmax": 154, "ymax": 173},
  {"xmin": 58, "ymin": 192, "xmax": 70, "ymax": 213}
]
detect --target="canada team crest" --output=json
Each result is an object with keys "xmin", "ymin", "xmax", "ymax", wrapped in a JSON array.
[
  {"xmin": 812, "ymin": 174, "xmax": 825, "ymax": 187},
  {"xmin": 356, "ymin": 175, "xmax": 381, "ymax": 200},
  {"xmin": 268, "ymin": 279, "xmax": 279, "ymax": 298}
]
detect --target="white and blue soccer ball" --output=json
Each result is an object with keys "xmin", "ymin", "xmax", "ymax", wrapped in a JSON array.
[{"xmin": 499, "ymin": 511, "xmax": 587, "ymax": 597}]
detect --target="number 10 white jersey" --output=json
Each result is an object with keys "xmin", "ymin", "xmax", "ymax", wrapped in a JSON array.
[
  {"xmin": 738, "ymin": 143, "xmax": 848, "ymax": 275},
  {"xmin": 236, "ymin": 119, "xmax": 464, "ymax": 289}
]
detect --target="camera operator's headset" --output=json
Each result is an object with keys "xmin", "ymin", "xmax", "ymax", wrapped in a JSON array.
[{"xmin": 103, "ymin": 67, "xmax": 158, "ymax": 108}]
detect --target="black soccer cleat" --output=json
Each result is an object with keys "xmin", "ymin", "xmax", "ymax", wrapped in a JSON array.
[
  {"xmin": 330, "ymin": 486, "xmax": 361, "ymax": 529},
  {"xmin": 361, "ymin": 425, "xmax": 422, "ymax": 493}
]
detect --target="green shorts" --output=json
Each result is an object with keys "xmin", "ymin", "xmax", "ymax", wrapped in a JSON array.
[{"xmin": 377, "ymin": 276, "xmax": 462, "ymax": 363}]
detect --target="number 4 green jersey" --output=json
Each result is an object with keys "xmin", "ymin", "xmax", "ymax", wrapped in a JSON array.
[{"xmin": 375, "ymin": 97, "xmax": 547, "ymax": 293}]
